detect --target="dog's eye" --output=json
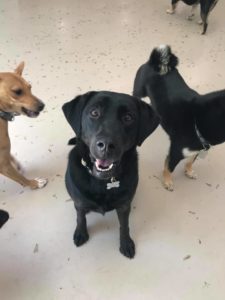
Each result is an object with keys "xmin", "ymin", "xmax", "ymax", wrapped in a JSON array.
[
  {"xmin": 13, "ymin": 89, "xmax": 23, "ymax": 96},
  {"xmin": 90, "ymin": 109, "xmax": 100, "ymax": 119},
  {"xmin": 122, "ymin": 113, "xmax": 134, "ymax": 124}
]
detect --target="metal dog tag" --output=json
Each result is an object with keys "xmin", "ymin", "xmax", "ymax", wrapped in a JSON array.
[
  {"xmin": 198, "ymin": 150, "xmax": 208, "ymax": 159},
  {"xmin": 107, "ymin": 178, "xmax": 120, "ymax": 190}
]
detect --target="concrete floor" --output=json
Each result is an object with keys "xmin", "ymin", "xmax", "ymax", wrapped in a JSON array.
[{"xmin": 0, "ymin": 0, "xmax": 225, "ymax": 299}]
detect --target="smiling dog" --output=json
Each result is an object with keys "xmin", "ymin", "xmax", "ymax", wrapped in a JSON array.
[
  {"xmin": 0, "ymin": 62, "xmax": 48, "ymax": 189},
  {"xmin": 167, "ymin": 0, "xmax": 219, "ymax": 34},
  {"xmin": 62, "ymin": 91, "xmax": 159, "ymax": 258},
  {"xmin": 133, "ymin": 45, "xmax": 225, "ymax": 191}
]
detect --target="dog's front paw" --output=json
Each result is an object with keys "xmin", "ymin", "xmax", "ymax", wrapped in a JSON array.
[
  {"xmin": 30, "ymin": 178, "xmax": 48, "ymax": 189},
  {"xmin": 187, "ymin": 14, "xmax": 195, "ymax": 21},
  {"xmin": 185, "ymin": 169, "xmax": 198, "ymax": 180},
  {"xmin": 120, "ymin": 237, "xmax": 135, "ymax": 259},
  {"xmin": 163, "ymin": 180, "xmax": 174, "ymax": 192},
  {"xmin": 74, "ymin": 229, "xmax": 89, "ymax": 247},
  {"xmin": 166, "ymin": 8, "xmax": 175, "ymax": 14}
]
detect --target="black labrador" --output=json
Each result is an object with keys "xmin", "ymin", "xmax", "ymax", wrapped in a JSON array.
[
  {"xmin": 62, "ymin": 91, "xmax": 159, "ymax": 258},
  {"xmin": 133, "ymin": 45, "xmax": 225, "ymax": 191}
]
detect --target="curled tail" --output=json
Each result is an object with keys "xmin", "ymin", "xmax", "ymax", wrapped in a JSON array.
[{"xmin": 149, "ymin": 45, "xmax": 178, "ymax": 75}]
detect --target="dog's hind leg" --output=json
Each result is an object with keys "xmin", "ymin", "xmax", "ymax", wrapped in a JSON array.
[
  {"xmin": 200, "ymin": 12, "xmax": 208, "ymax": 34},
  {"xmin": 167, "ymin": 0, "xmax": 180, "ymax": 14},
  {"xmin": 185, "ymin": 154, "xmax": 198, "ymax": 179},
  {"xmin": 0, "ymin": 162, "xmax": 48, "ymax": 189},
  {"xmin": 163, "ymin": 146, "xmax": 183, "ymax": 191},
  {"xmin": 73, "ymin": 207, "xmax": 89, "ymax": 247},
  {"xmin": 117, "ymin": 205, "xmax": 135, "ymax": 259}
]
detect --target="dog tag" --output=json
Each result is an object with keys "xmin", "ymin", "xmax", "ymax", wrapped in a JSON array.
[
  {"xmin": 107, "ymin": 179, "xmax": 120, "ymax": 190},
  {"xmin": 198, "ymin": 150, "xmax": 208, "ymax": 159}
]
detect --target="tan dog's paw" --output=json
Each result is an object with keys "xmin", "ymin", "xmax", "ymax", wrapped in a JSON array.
[
  {"xmin": 166, "ymin": 8, "xmax": 175, "ymax": 14},
  {"xmin": 198, "ymin": 20, "xmax": 203, "ymax": 25},
  {"xmin": 185, "ymin": 169, "xmax": 198, "ymax": 180},
  {"xmin": 163, "ymin": 180, "xmax": 174, "ymax": 192},
  {"xmin": 30, "ymin": 178, "xmax": 48, "ymax": 189}
]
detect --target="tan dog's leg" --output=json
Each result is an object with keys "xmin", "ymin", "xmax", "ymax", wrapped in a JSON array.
[
  {"xmin": 163, "ymin": 156, "xmax": 174, "ymax": 191},
  {"xmin": 185, "ymin": 154, "xmax": 198, "ymax": 179},
  {"xmin": 10, "ymin": 155, "xmax": 23, "ymax": 172},
  {"xmin": 0, "ymin": 162, "xmax": 48, "ymax": 189}
]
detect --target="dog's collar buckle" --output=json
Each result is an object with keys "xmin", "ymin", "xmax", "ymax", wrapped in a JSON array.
[{"xmin": 0, "ymin": 111, "xmax": 15, "ymax": 122}]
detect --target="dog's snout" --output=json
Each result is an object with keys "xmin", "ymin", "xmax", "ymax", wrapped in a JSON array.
[{"xmin": 96, "ymin": 139, "xmax": 115, "ymax": 153}]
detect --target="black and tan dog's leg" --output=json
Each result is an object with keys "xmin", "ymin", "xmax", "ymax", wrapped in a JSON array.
[
  {"xmin": 0, "ymin": 161, "xmax": 47, "ymax": 189},
  {"xmin": 163, "ymin": 147, "xmax": 183, "ymax": 191},
  {"xmin": 117, "ymin": 205, "xmax": 135, "ymax": 259},
  {"xmin": 73, "ymin": 207, "xmax": 89, "ymax": 247},
  {"xmin": 167, "ymin": 0, "xmax": 180, "ymax": 14},
  {"xmin": 185, "ymin": 154, "xmax": 198, "ymax": 179}
]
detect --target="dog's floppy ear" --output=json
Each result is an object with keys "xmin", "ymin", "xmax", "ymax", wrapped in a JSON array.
[
  {"xmin": 62, "ymin": 91, "xmax": 96, "ymax": 137},
  {"xmin": 14, "ymin": 62, "xmax": 25, "ymax": 76},
  {"xmin": 137, "ymin": 100, "xmax": 159, "ymax": 146}
]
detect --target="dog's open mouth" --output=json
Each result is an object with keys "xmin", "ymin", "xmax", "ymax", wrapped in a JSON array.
[
  {"xmin": 91, "ymin": 157, "xmax": 118, "ymax": 180},
  {"xmin": 95, "ymin": 159, "xmax": 115, "ymax": 172},
  {"xmin": 22, "ymin": 107, "xmax": 40, "ymax": 118}
]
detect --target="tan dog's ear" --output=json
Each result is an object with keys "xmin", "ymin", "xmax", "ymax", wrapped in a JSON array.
[{"xmin": 14, "ymin": 62, "xmax": 25, "ymax": 76}]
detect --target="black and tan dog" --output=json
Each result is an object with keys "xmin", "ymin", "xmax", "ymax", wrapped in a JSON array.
[
  {"xmin": 167, "ymin": 0, "xmax": 219, "ymax": 34},
  {"xmin": 133, "ymin": 45, "xmax": 225, "ymax": 191},
  {"xmin": 0, "ymin": 62, "xmax": 48, "ymax": 189},
  {"xmin": 62, "ymin": 91, "xmax": 159, "ymax": 258}
]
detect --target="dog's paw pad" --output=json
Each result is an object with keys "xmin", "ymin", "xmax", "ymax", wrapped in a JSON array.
[
  {"xmin": 120, "ymin": 238, "xmax": 135, "ymax": 259},
  {"xmin": 166, "ymin": 8, "xmax": 175, "ymax": 14},
  {"xmin": 185, "ymin": 170, "xmax": 198, "ymax": 180},
  {"xmin": 74, "ymin": 230, "xmax": 89, "ymax": 247},
  {"xmin": 34, "ymin": 177, "xmax": 48, "ymax": 189}
]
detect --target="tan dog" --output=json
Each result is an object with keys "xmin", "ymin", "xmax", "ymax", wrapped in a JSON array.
[{"xmin": 0, "ymin": 62, "xmax": 48, "ymax": 189}]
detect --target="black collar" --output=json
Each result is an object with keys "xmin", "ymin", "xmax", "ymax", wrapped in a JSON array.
[
  {"xmin": 0, "ymin": 111, "xmax": 15, "ymax": 122},
  {"xmin": 195, "ymin": 122, "xmax": 211, "ymax": 151}
]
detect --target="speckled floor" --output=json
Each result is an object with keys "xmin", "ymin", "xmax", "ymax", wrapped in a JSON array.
[{"xmin": 0, "ymin": 0, "xmax": 225, "ymax": 299}]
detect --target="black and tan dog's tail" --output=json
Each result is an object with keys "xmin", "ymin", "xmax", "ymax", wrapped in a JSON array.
[{"xmin": 149, "ymin": 45, "xmax": 178, "ymax": 75}]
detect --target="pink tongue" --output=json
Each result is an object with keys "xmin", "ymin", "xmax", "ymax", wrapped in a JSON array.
[{"xmin": 96, "ymin": 159, "xmax": 111, "ymax": 167}]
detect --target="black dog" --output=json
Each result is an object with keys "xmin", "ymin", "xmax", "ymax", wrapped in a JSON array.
[
  {"xmin": 167, "ymin": 0, "xmax": 219, "ymax": 34},
  {"xmin": 133, "ymin": 45, "xmax": 225, "ymax": 191},
  {"xmin": 62, "ymin": 91, "xmax": 159, "ymax": 258},
  {"xmin": 0, "ymin": 210, "xmax": 9, "ymax": 228}
]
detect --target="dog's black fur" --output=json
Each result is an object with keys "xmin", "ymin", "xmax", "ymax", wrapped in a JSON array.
[
  {"xmin": 0, "ymin": 210, "xmax": 9, "ymax": 228},
  {"xmin": 168, "ymin": 0, "xmax": 219, "ymax": 34},
  {"xmin": 62, "ymin": 91, "xmax": 159, "ymax": 258},
  {"xmin": 133, "ymin": 45, "xmax": 225, "ymax": 189}
]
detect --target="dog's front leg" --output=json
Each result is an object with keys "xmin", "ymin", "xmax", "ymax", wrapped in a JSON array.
[
  {"xmin": 187, "ymin": 4, "xmax": 198, "ymax": 20},
  {"xmin": 116, "ymin": 205, "xmax": 135, "ymax": 259},
  {"xmin": 167, "ymin": 0, "xmax": 180, "ymax": 14},
  {"xmin": 73, "ymin": 207, "xmax": 89, "ymax": 247},
  {"xmin": 0, "ymin": 162, "xmax": 48, "ymax": 189},
  {"xmin": 163, "ymin": 147, "xmax": 183, "ymax": 191},
  {"xmin": 185, "ymin": 154, "xmax": 198, "ymax": 179}
]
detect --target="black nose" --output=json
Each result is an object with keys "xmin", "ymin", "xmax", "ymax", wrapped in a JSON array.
[
  {"xmin": 38, "ymin": 101, "xmax": 45, "ymax": 112},
  {"xmin": 96, "ymin": 139, "xmax": 115, "ymax": 153}
]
